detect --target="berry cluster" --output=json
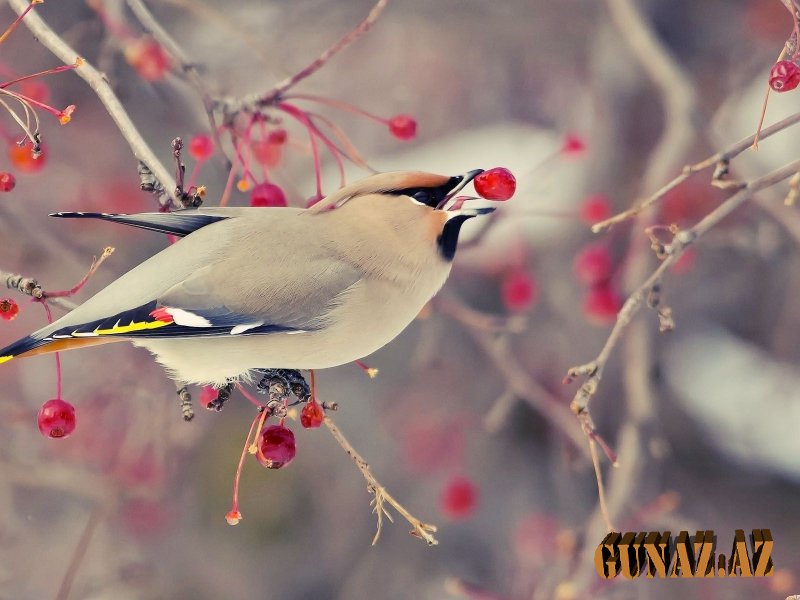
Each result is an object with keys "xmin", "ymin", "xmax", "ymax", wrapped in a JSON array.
[
  {"xmin": 572, "ymin": 243, "xmax": 621, "ymax": 325},
  {"xmin": 225, "ymin": 395, "xmax": 326, "ymax": 525},
  {"xmin": 0, "ymin": 4, "xmax": 79, "ymax": 191}
]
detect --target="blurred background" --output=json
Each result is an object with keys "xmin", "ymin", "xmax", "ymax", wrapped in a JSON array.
[{"xmin": 1, "ymin": 0, "xmax": 800, "ymax": 598}]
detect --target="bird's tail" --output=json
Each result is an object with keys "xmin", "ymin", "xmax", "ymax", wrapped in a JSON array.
[{"xmin": 0, "ymin": 333, "xmax": 115, "ymax": 364}]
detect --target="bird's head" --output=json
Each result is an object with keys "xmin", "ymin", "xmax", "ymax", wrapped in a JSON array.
[{"xmin": 311, "ymin": 170, "xmax": 495, "ymax": 261}]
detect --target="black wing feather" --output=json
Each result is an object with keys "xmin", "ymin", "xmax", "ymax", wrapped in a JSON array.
[{"xmin": 50, "ymin": 211, "xmax": 229, "ymax": 237}]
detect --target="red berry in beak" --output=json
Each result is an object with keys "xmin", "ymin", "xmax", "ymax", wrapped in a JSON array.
[
  {"xmin": 474, "ymin": 167, "xmax": 516, "ymax": 200},
  {"xmin": 255, "ymin": 424, "xmax": 296, "ymax": 469},
  {"xmin": 37, "ymin": 398, "xmax": 77, "ymax": 439},
  {"xmin": 769, "ymin": 60, "xmax": 800, "ymax": 92}
]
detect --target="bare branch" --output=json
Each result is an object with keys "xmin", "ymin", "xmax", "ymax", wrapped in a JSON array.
[{"xmin": 7, "ymin": 0, "xmax": 177, "ymax": 204}]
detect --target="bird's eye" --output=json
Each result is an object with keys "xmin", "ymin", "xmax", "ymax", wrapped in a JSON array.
[{"xmin": 412, "ymin": 190, "xmax": 432, "ymax": 204}]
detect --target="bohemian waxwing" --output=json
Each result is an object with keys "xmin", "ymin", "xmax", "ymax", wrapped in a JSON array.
[{"xmin": 0, "ymin": 170, "xmax": 493, "ymax": 396}]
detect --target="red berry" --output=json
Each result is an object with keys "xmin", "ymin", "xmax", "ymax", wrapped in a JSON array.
[
  {"xmin": 501, "ymin": 270, "xmax": 537, "ymax": 312},
  {"xmin": 0, "ymin": 172, "xmax": 15, "ymax": 192},
  {"xmin": 250, "ymin": 182, "xmax": 287, "ymax": 207},
  {"xmin": 583, "ymin": 285, "xmax": 621, "ymax": 325},
  {"xmin": 561, "ymin": 133, "xmax": 586, "ymax": 156},
  {"xmin": 440, "ymin": 475, "xmax": 478, "ymax": 520},
  {"xmin": 305, "ymin": 193, "xmax": 324, "ymax": 208},
  {"xmin": 37, "ymin": 398, "xmax": 77, "ymax": 439},
  {"xmin": 769, "ymin": 60, "xmax": 800, "ymax": 92},
  {"xmin": 256, "ymin": 424, "xmax": 296, "ymax": 469},
  {"xmin": 188, "ymin": 134, "xmax": 214, "ymax": 161},
  {"xmin": 125, "ymin": 38, "xmax": 170, "ymax": 81},
  {"xmin": 0, "ymin": 298, "xmax": 20, "ymax": 320},
  {"xmin": 198, "ymin": 386, "xmax": 217, "ymax": 407},
  {"xmin": 268, "ymin": 129, "xmax": 287, "ymax": 145},
  {"xmin": 300, "ymin": 400, "xmax": 324, "ymax": 429},
  {"xmin": 388, "ymin": 114, "xmax": 417, "ymax": 140},
  {"xmin": 573, "ymin": 244, "xmax": 613, "ymax": 286},
  {"xmin": 580, "ymin": 194, "xmax": 611, "ymax": 224},
  {"xmin": 9, "ymin": 141, "xmax": 46, "ymax": 173},
  {"xmin": 474, "ymin": 167, "xmax": 516, "ymax": 201}
]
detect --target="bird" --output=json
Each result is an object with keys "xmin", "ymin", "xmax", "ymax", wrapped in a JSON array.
[{"xmin": 0, "ymin": 170, "xmax": 494, "ymax": 409}]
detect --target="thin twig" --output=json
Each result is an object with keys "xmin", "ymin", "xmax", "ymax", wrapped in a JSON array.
[
  {"xmin": 593, "ymin": 109, "xmax": 800, "ymax": 231},
  {"xmin": 323, "ymin": 415, "xmax": 438, "ymax": 546},
  {"xmin": 55, "ymin": 505, "xmax": 105, "ymax": 600},
  {"xmin": 7, "ymin": 0, "xmax": 177, "ymax": 204},
  {"xmin": 1, "ymin": 268, "xmax": 76, "ymax": 311},
  {"xmin": 238, "ymin": 0, "xmax": 390, "ymax": 109}
]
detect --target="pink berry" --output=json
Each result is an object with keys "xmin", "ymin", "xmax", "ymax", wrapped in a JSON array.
[
  {"xmin": 501, "ymin": 270, "xmax": 537, "ymax": 312},
  {"xmin": 125, "ymin": 39, "xmax": 170, "ymax": 81},
  {"xmin": 250, "ymin": 182, "xmax": 287, "ymax": 207},
  {"xmin": 252, "ymin": 140, "xmax": 283, "ymax": 167},
  {"xmin": 769, "ymin": 60, "xmax": 800, "ymax": 92},
  {"xmin": 305, "ymin": 193, "xmax": 324, "ymax": 208},
  {"xmin": 580, "ymin": 194, "xmax": 611, "ymax": 224},
  {"xmin": 256, "ymin": 424, "xmax": 296, "ymax": 469},
  {"xmin": 573, "ymin": 244, "xmax": 613, "ymax": 286},
  {"xmin": 37, "ymin": 398, "xmax": 77, "ymax": 439},
  {"xmin": 19, "ymin": 80, "xmax": 49, "ymax": 104},
  {"xmin": 388, "ymin": 114, "xmax": 417, "ymax": 140},
  {"xmin": 0, "ymin": 298, "xmax": 19, "ymax": 321},
  {"xmin": 0, "ymin": 172, "xmax": 15, "ymax": 192},
  {"xmin": 474, "ymin": 167, "xmax": 516, "ymax": 201},
  {"xmin": 300, "ymin": 400, "xmax": 324, "ymax": 429},
  {"xmin": 440, "ymin": 475, "xmax": 478, "ymax": 520},
  {"xmin": 188, "ymin": 134, "xmax": 214, "ymax": 161},
  {"xmin": 561, "ymin": 133, "xmax": 586, "ymax": 156},
  {"xmin": 583, "ymin": 285, "xmax": 621, "ymax": 325}
]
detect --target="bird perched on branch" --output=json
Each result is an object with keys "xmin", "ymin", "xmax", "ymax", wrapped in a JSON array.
[{"xmin": 0, "ymin": 170, "xmax": 493, "ymax": 408}]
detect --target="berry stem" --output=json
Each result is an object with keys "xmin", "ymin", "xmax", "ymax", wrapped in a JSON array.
[
  {"xmin": 44, "ymin": 247, "xmax": 115, "ymax": 298},
  {"xmin": 278, "ymin": 102, "xmax": 323, "ymax": 197},
  {"xmin": 236, "ymin": 384, "xmax": 265, "ymax": 409},
  {"xmin": 227, "ymin": 411, "xmax": 262, "ymax": 525},
  {"xmin": 0, "ymin": 62, "xmax": 80, "ymax": 90},
  {"xmin": 0, "ymin": 0, "xmax": 40, "ymax": 46},
  {"xmin": 284, "ymin": 93, "xmax": 388, "ymax": 125},
  {"xmin": 306, "ymin": 111, "xmax": 374, "ymax": 171},
  {"xmin": 218, "ymin": 154, "xmax": 240, "ymax": 208},
  {"xmin": 40, "ymin": 300, "xmax": 62, "ymax": 400}
]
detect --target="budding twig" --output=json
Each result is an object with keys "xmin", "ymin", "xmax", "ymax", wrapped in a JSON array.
[
  {"xmin": 323, "ymin": 415, "xmax": 438, "ymax": 546},
  {"xmin": 7, "ymin": 0, "xmax": 178, "ymax": 203}
]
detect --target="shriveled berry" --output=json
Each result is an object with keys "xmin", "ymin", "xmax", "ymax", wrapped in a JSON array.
[
  {"xmin": 440, "ymin": 475, "xmax": 478, "ymax": 520},
  {"xmin": 225, "ymin": 510, "xmax": 242, "ymax": 525},
  {"xmin": 580, "ymin": 194, "xmax": 611, "ymax": 224},
  {"xmin": 125, "ymin": 38, "xmax": 171, "ymax": 81},
  {"xmin": 37, "ymin": 398, "xmax": 77, "ymax": 439},
  {"xmin": 300, "ymin": 400, "xmax": 324, "ymax": 429},
  {"xmin": 501, "ymin": 270, "xmax": 537, "ymax": 312},
  {"xmin": 474, "ymin": 167, "xmax": 516, "ymax": 200},
  {"xmin": 769, "ymin": 60, "xmax": 800, "ymax": 92},
  {"xmin": 561, "ymin": 133, "xmax": 586, "ymax": 156},
  {"xmin": 0, "ymin": 298, "xmax": 20, "ymax": 320},
  {"xmin": 583, "ymin": 284, "xmax": 621, "ymax": 325},
  {"xmin": 388, "ymin": 114, "xmax": 417, "ymax": 140},
  {"xmin": 9, "ymin": 141, "xmax": 46, "ymax": 173},
  {"xmin": 188, "ymin": 134, "xmax": 214, "ymax": 161},
  {"xmin": 0, "ymin": 172, "xmax": 15, "ymax": 192},
  {"xmin": 256, "ymin": 424, "xmax": 296, "ymax": 469},
  {"xmin": 250, "ymin": 182, "xmax": 287, "ymax": 207},
  {"xmin": 573, "ymin": 244, "xmax": 613, "ymax": 286}
]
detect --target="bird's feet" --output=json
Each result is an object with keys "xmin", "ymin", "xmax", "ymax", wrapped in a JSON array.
[
  {"xmin": 206, "ymin": 380, "xmax": 235, "ymax": 412},
  {"xmin": 255, "ymin": 369, "xmax": 311, "ymax": 403}
]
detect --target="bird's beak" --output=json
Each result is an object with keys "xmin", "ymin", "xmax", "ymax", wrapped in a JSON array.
[{"xmin": 436, "ymin": 169, "xmax": 488, "ymax": 211}]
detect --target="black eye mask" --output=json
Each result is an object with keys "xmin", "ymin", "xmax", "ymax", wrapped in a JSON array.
[{"xmin": 388, "ymin": 175, "xmax": 463, "ymax": 208}]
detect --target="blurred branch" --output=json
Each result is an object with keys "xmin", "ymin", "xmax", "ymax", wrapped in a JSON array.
[
  {"xmin": 245, "ymin": 0, "xmax": 390, "ymax": 109},
  {"xmin": 55, "ymin": 505, "xmax": 105, "ymax": 600},
  {"xmin": 593, "ymin": 109, "xmax": 800, "ymax": 231},
  {"xmin": 7, "ymin": 0, "xmax": 178, "ymax": 204},
  {"xmin": 323, "ymin": 415, "xmax": 438, "ymax": 546}
]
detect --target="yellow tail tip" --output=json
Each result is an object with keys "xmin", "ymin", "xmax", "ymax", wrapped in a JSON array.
[{"xmin": 0, "ymin": 356, "xmax": 13, "ymax": 365}]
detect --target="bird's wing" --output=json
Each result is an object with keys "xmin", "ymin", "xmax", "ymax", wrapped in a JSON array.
[
  {"xmin": 49, "ymin": 208, "xmax": 254, "ymax": 237},
  {"xmin": 0, "ymin": 211, "xmax": 361, "ymax": 361}
]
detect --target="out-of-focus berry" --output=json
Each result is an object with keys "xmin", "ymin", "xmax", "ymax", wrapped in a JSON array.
[
  {"xmin": 0, "ymin": 173, "xmax": 15, "ymax": 192},
  {"xmin": 125, "ymin": 38, "xmax": 171, "ymax": 81},
  {"xmin": 501, "ymin": 270, "xmax": 538, "ymax": 312},
  {"xmin": 573, "ymin": 244, "xmax": 613, "ymax": 286},
  {"xmin": 9, "ymin": 141, "xmax": 46, "ymax": 173},
  {"xmin": 580, "ymin": 194, "xmax": 611, "ymax": 224},
  {"xmin": 583, "ymin": 284, "xmax": 621, "ymax": 325},
  {"xmin": 440, "ymin": 475, "xmax": 478, "ymax": 520},
  {"xmin": 388, "ymin": 115, "xmax": 417, "ymax": 140},
  {"xmin": 188, "ymin": 134, "xmax": 214, "ymax": 161},
  {"xmin": 561, "ymin": 133, "xmax": 586, "ymax": 156}
]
